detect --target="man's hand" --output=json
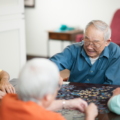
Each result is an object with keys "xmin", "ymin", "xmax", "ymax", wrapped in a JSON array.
[
  {"xmin": 0, "ymin": 70, "xmax": 15, "ymax": 93},
  {"xmin": 66, "ymin": 98, "xmax": 88, "ymax": 112},
  {"xmin": 0, "ymin": 80, "xmax": 15, "ymax": 93},
  {"xmin": 85, "ymin": 103, "xmax": 98, "ymax": 120},
  {"xmin": 113, "ymin": 88, "xmax": 120, "ymax": 96},
  {"xmin": 0, "ymin": 90, "xmax": 6, "ymax": 99}
]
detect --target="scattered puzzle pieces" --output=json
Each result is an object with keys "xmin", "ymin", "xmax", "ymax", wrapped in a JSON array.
[
  {"xmin": 56, "ymin": 109, "xmax": 85, "ymax": 120},
  {"xmin": 56, "ymin": 84, "xmax": 115, "ymax": 115}
]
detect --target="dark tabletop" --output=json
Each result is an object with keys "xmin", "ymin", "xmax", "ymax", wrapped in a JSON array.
[
  {"xmin": 57, "ymin": 82, "xmax": 120, "ymax": 120},
  {"xmin": 10, "ymin": 79, "xmax": 120, "ymax": 120}
]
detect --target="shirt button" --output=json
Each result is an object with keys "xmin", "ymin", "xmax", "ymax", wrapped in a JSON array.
[
  {"xmin": 99, "ymin": 59, "xmax": 100, "ymax": 60},
  {"xmin": 87, "ymin": 79, "xmax": 89, "ymax": 81},
  {"xmin": 91, "ymin": 71, "xmax": 93, "ymax": 73}
]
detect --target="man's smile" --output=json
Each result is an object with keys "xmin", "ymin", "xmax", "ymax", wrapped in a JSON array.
[{"xmin": 86, "ymin": 49, "xmax": 95, "ymax": 54}]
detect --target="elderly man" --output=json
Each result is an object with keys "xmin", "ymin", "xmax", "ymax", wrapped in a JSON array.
[
  {"xmin": 0, "ymin": 69, "xmax": 15, "ymax": 99},
  {"xmin": 50, "ymin": 20, "xmax": 120, "ymax": 85},
  {"xmin": 0, "ymin": 58, "xmax": 97, "ymax": 120}
]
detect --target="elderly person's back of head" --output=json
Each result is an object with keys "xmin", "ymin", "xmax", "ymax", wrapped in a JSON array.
[{"xmin": 17, "ymin": 58, "xmax": 59, "ymax": 105}]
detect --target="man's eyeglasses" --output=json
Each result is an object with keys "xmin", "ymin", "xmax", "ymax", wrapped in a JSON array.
[{"xmin": 83, "ymin": 39, "xmax": 105, "ymax": 49}]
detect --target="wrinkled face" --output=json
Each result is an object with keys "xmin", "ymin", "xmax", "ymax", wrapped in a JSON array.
[{"xmin": 84, "ymin": 25, "xmax": 110, "ymax": 58}]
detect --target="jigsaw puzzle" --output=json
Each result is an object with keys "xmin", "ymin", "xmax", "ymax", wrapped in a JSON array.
[{"xmin": 56, "ymin": 84, "xmax": 115, "ymax": 120}]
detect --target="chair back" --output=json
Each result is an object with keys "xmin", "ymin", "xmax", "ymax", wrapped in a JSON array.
[{"xmin": 110, "ymin": 9, "xmax": 120, "ymax": 46}]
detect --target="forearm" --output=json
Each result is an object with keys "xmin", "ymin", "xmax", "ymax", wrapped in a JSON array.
[
  {"xmin": 46, "ymin": 100, "xmax": 71, "ymax": 111},
  {"xmin": 0, "ymin": 70, "xmax": 10, "ymax": 83}
]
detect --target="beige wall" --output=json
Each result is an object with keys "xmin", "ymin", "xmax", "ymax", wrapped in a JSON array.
[
  {"xmin": 0, "ymin": 0, "xmax": 26, "ymax": 79},
  {"xmin": 25, "ymin": 0, "xmax": 120, "ymax": 57}
]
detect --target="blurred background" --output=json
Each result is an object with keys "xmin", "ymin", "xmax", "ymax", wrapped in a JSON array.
[{"xmin": 0, "ymin": 0, "xmax": 120, "ymax": 79}]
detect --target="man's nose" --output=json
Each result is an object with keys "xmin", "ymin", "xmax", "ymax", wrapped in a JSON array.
[{"xmin": 87, "ymin": 43, "xmax": 94, "ymax": 49}]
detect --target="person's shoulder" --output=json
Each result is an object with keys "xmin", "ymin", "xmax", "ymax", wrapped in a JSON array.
[
  {"xmin": 108, "ymin": 42, "xmax": 120, "ymax": 57},
  {"xmin": 108, "ymin": 42, "xmax": 120, "ymax": 52},
  {"xmin": 2, "ymin": 94, "xmax": 18, "ymax": 102}
]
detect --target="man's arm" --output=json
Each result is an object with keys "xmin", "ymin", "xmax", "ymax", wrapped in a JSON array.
[
  {"xmin": 47, "ymin": 99, "xmax": 98, "ymax": 120},
  {"xmin": 107, "ymin": 88, "xmax": 120, "ymax": 115},
  {"xmin": 50, "ymin": 45, "xmax": 75, "ymax": 71},
  {"xmin": 0, "ymin": 70, "xmax": 15, "ymax": 93},
  {"xmin": 104, "ymin": 56, "xmax": 120, "ymax": 85},
  {"xmin": 47, "ymin": 98, "xmax": 88, "ymax": 112}
]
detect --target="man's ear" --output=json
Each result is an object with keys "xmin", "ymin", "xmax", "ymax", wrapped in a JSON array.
[
  {"xmin": 105, "ymin": 39, "xmax": 111, "ymax": 46},
  {"xmin": 41, "ymin": 94, "xmax": 53, "ymax": 108},
  {"xmin": 44, "ymin": 94, "xmax": 52, "ymax": 102}
]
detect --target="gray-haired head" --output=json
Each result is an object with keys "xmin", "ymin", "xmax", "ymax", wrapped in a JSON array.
[
  {"xmin": 85, "ymin": 20, "xmax": 111, "ymax": 41},
  {"xmin": 17, "ymin": 58, "xmax": 59, "ymax": 103}
]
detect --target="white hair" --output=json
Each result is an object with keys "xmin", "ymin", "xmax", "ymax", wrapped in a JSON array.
[
  {"xmin": 85, "ymin": 20, "xmax": 111, "ymax": 41},
  {"xmin": 17, "ymin": 58, "xmax": 59, "ymax": 103}
]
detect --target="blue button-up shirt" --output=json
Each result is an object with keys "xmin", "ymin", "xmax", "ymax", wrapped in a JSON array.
[{"xmin": 50, "ymin": 42, "xmax": 120, "ymax": 85}]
